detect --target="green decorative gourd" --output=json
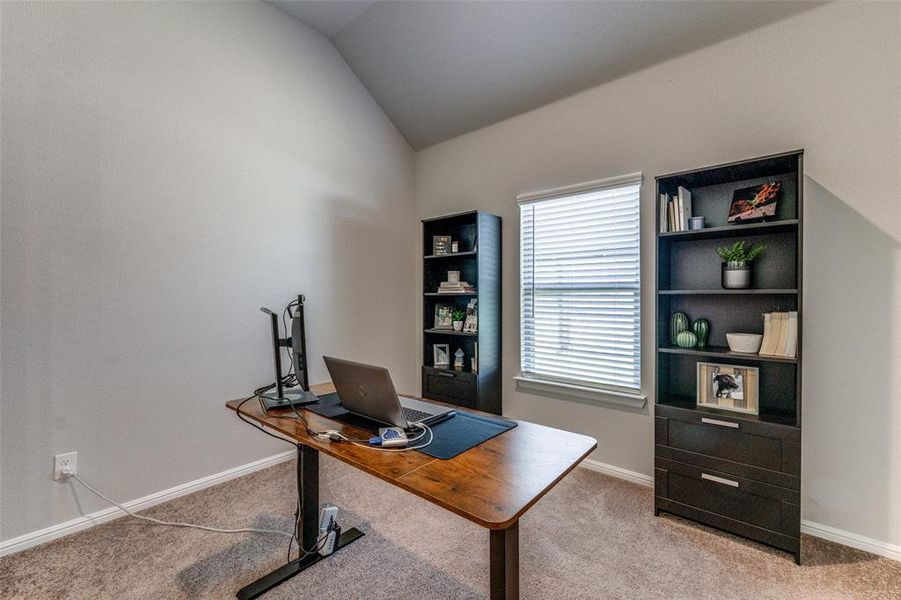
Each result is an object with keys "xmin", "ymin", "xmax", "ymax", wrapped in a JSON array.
[
  {"xmin": 692, "ymin": 319, "xmax": 710, "ymax": 348},
  {"xmin": 676, "ymin": 330, "xmax": 698, "ymax": 348},
  {"xmin": 671, "ymin": 312, "xmax": 689, "ymax": 345}
]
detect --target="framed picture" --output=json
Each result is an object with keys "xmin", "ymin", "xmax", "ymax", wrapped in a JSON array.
[
  {"xmin": 432, "ymin": 235, "xmax": 452, "ymax": 255},
  {"xmin": 447, "ymin": 270, "xmax": 461, "ymax": 284},
  {"xmin": 463, "ymin": 298, "xmax": 478, "ymax": 332},
  {"xmin": 433, "ymin": 304, "xmax": 454, "ymax": 330},
  {"xmin": 696, "ymin": 362, "xmax": 759, "ymax": 415},
  {"xmin": 727, "ymin": 181, "xmax": 781, "ymax": 224},
  {"xmin": 433, "ymin": 344, "xmax": 450, "ymax": 368}
]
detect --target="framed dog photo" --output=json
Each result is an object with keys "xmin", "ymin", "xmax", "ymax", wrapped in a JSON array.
[{"xmin": 696, "ymin": 362, "xmax": 759, "ymax": 415}]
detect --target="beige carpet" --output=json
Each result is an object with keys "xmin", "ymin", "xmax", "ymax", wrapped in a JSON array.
[{"xmin": 1, "ymin": 456, "xmax": 899, "ymax": 599}]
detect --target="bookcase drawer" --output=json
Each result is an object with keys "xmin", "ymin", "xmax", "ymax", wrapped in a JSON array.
[
  {"xmin": 422, "ymin": 367, "xmax": 476, "ymax": 408},
  {"xmin": 656, "ymin": 457, "xmax": 800, "ymax": 539},
  {"xmin": 655, "ymin": 404, "xmax": 800, "ymax": 481}
]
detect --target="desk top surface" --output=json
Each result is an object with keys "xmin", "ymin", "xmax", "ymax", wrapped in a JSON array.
[{"xmin": 226, "ymin": 383, "xmax": 596, "ymax": 529}]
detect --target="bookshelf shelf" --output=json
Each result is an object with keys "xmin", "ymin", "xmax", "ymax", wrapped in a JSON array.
[
  {"xmin": 654, "ymin": 149, "xmax": 803, "ymax": 563},
  {"xmin": 424, "ymin": 292, "xmax": 478, "ymax": 297},
  {"xmin": 657, "ymin": 344, "xmax": 798, "ymax": 364},
  {"xmin": 424, "ymin": 250, "xmax": 478, "ymax": 260},
  {"xmin": 424, "ymin": 328, "xmax": 478, "ymax": 337},
  {"xmin": 658, "ymin": 289, "xmax": 797, "ymax": 295},
  {"xmin": 658, "ymin": 219, "xmax": 798, "ymax": 241}
]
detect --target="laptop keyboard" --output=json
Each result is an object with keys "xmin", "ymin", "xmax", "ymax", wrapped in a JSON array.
[{"xmin": 402, "ymin": 406, "xmax": 434, "ymax": 424}]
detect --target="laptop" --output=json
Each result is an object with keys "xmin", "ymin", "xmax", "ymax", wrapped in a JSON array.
[{"xmin": 323, "ymin": 356, "xmax": 455, "ymax": 429}]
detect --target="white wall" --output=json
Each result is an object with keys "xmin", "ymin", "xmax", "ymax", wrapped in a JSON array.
[
  {"xmin": 0, "ymin": 1, "xmax": 416, "ymax": 541},
  {"xmin": 414, "ymin": 3, "xmax": 901, "ymax": 547}
]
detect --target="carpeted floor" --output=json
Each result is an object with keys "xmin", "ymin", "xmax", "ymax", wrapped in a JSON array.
[{"xmin": 1, "ymin": 456, "xmax": 899, "ymax": 599}]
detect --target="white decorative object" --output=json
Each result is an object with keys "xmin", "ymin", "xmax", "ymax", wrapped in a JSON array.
[
  {"xmin": 726, "ymin": 333, "xmax": 763, "ymax": 354},
  {"xmin": 447, "ymin": 270, "xmax": 460, "ymax": 284},
  {"xmin": 453, "ymin": 348, "xmax": 465, "ymax": 370}
]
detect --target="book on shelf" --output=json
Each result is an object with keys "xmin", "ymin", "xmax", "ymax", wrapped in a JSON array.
[
  {"xmin": 678, "ymin": 186, "xmax": 692, "ymax": 231},
  {"xmin": 438, "ymin": 280, "xmax": 475, "ymax": 293},
  {"xmin": 759, "ymin": 311, "xmax": 797, "ymax": 358},
  {"xmin": 659, "ymin": 194, "xmax": 668, "ymax": 233}
]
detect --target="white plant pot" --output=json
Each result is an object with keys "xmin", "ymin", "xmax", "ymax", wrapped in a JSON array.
[{"xmin": 453, "ymin": 321, "xmax": 463, "ymax": 331}]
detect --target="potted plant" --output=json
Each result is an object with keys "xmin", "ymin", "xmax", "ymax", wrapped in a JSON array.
[
  {"xmin": 452, "ymin": 309, "xmax": 466, "ymax": 331},
  {"xmin": 715, "ymin": 240, "xmax": 766, "ymax": 289}
]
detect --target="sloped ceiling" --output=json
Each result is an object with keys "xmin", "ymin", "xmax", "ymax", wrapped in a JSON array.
[{"xmin": 271, "ymin": 1, "xmax": 821, "ymax": 149}]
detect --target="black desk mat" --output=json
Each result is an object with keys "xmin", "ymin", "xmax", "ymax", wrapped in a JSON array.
[{"xmin": 307, "ymin": 393, "xmax": 516, "ymax": 460}]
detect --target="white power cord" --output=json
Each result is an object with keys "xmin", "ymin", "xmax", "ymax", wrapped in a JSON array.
[{"xmin": 63, "ymin": 469, "xmax": 292, "ymax": 538}]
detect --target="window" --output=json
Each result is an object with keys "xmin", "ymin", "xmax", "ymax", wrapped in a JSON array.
[{"xmin": 518, "ymin": 173, "xmax": 642, "ymax": 399}]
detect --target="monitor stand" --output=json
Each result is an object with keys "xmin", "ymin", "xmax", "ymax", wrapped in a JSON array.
[{"xmin": 260, "ymin": 388, "xmax": 319, "ymax": 411}]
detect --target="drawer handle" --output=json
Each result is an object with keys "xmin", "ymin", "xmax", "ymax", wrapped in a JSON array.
[
  {"xmin": 701, "ymin": 473, "xmax": 739, "ymax": 488},
  {"xmin": 436, "ymin": 371, "xmax": 455, "ymax": 378},
  {"xmin": 701, "ymin": 417, "xmax": 739, "ymax": 429}
]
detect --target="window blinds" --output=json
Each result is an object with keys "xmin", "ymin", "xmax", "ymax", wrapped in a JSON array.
[{"xmin": 519, "ymin": 177, "xmax": 641, "ymax": 392}]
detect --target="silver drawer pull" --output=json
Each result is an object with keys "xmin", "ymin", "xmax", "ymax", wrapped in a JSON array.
[
  {"xmin": 436, "ymin": 371, "xmax": 455, "ymax": 378},
  {"xmin": 701, "ymin": 473, "xmax": 739, "ymax": 488},
  {"xmin": 701, "ymin": 417, "xmax": 739, "ymax": 429}
]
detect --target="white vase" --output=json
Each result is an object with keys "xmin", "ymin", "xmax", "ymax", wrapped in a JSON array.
[{"xmin": 453, "ymin": 321, "xmax": 463, "ymax": 331}]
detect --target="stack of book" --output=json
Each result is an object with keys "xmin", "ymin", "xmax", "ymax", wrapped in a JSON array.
[
  {"xmin": 759, "ymin": 311, "xmax": 798, "ymax": 358},
  {"xmin": 659, "ymin": 186, "xmax": 693, "ymax": 232},
  {"xmin": 438, "ymin": 281, "xmax": 475, "ymax": 294}
]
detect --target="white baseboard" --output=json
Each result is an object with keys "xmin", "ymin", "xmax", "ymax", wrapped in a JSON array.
[
  {"xmin": 579, "ymin": 458, "xmax": 654, "ymax": 487},
  {"xmin": 5, "ymin": 451, "xmax": 900, "ymax": 565},
  {"xmin": 0, "ymin": 450, "xmax": 295, "ymax": 559},
  {"xmin": 801, "ymin": 520, "xmax": 901, "ymax": 562},
  {"xmin": 578, "ymin": 459, "xmax": 901, "ymax": 563}
]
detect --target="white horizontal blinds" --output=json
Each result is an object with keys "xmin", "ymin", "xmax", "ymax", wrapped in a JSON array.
[{"xmin": 520, "ymin": 180, "xmax": 641, "ymax": 392}]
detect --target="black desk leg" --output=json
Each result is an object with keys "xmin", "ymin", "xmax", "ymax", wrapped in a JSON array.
[
  {"xmin": 236, "ymin": 444, "xmax": 364, "ymax": 600},
  {"xmin": 489, "ymin": 521, "xmax": 519, "ymax": 600}
]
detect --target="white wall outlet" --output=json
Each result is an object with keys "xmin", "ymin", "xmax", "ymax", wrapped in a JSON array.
[{"xmin": 54, "ymin": 452, "xmax": 77, "ymax": 480}]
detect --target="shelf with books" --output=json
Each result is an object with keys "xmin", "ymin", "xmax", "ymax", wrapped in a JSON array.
[{"xmin": 658, "ymin": 219, "xmax": 799, "ymax": 241}]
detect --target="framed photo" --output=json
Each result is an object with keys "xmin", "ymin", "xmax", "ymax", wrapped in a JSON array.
[
  {"xmin": 433, "ymin": 344, "xmax": 450, "ymax": 368},
  {"xmin": 432, "ymin": 235, "xmax": 452, "ymax": 255},
  {"xmin": 728, "ymin": 181, "xmax": 781, "ymax": 224},
  {"xmin": 463, "ymin": 298, "xmax": 478, "ymax": 332},
  {"xmin": 696, "ymin": 362, "xmax": 759, "ymax": 415},
  {"xmin": 433, "ymin": 304, "xmax": 454, "ymax": 330}
]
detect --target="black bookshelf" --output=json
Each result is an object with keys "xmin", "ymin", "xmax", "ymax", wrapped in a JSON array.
[
  {"xmin": 654, "ymin": 150, "xmax": 803, "ymax": 564},
  {"xmin": 421, "ymin": 211, "xmax": 502, "ymax": 414}
]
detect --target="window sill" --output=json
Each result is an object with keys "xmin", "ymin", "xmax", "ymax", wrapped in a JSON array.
[{"xmin": 514, "ymin": 375, "xmax": 647, "ymax": 409}]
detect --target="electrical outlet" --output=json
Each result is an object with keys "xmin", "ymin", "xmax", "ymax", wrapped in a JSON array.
[{"xmin": 54, "ymin": 452, "xmax": 77, "ymax": 480}]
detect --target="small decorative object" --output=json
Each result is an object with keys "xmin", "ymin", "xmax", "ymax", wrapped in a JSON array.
[
  {"xmin": 697, "ymin": 362, "xmax": 759, "ymax": 415},
  {"xmin": 472, "ymin": 342, "xmax": 478, "ymax": 373},
  {"xmin": 433, "ymin": 304, "xmax": 454, "ymax": 330},
  {"xmin": 451, "ymin": 241, "xmax": 459, "ymax": 253},
  {"xmin": 453, "ymin": 348, "xmax": 465, "ymax": 370},
  {"xmin": 726, "ymin": 332, "xmax": 763, "ymax": 354},
  {"xmin": 716, "ymin": 240, "xmax": 767, "ymax": 289},
  {"xmin": 452, "ymin": 309, "xmax": 466, "ymax": 331},
  {"xmin": 433, "ymin": 344, "xmax": 450, "ymax": 368},
  {"xmin": 671, "ymin": 312, "xmax": 689, "ymax": 345},
  {"xmin": 728, "ymin": 181, "xmax": 781, "ymax": 224},
  {"xmin": 688, "ymin": 216, "xmax": 706, "ymax": 230},
  {"xmin": 432, "ymin": 235, "xmax": 452, "ymax": 255},
  {"xmin": 463, "ymin": 299, "xmax": 478, "ymax": 332},
  {"xmin": 676, "ymin": 330, "xmax": 698, "ymax": 348},
  {"xmin": 447, "ymin": 270, "xmax": 461, "ymax": 284},
  {"xmin": 692, "ymin": 319, "xmax": 709, "ymax": 348}
]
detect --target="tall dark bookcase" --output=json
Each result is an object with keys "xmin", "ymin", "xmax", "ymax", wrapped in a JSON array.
[
  {"xmin": 421, "ymin": 211, "xmax": 502, "ymax": 415},
  {"xmin": 654, "ymin": 150, "xmax": 804, "ymax": 564}
]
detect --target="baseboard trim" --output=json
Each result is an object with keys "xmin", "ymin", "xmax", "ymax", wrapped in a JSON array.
[
  {"xmin": 0, "ymin": 450, "xmax": 295, "ymax": 558},
  {"xmin": 800, "ymin": 520, "xmax": 901, "ymax": 562},
  {"xmin": 579, "ymin": 458, "xmax": 654, "ymax": 487},
  {"xmin": 577, "ymin": 459, "xmax": 900, "ymax": 562}
]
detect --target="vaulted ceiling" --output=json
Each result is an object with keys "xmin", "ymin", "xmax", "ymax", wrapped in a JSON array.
[{"xmin": 271, "ymin": 1, "xmax": 820, "ymax": 149}]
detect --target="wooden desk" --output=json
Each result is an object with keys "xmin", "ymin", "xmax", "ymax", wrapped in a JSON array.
[{"xmin": 227, "ymin": 383, "xmax": 596, "ymax": 599}]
